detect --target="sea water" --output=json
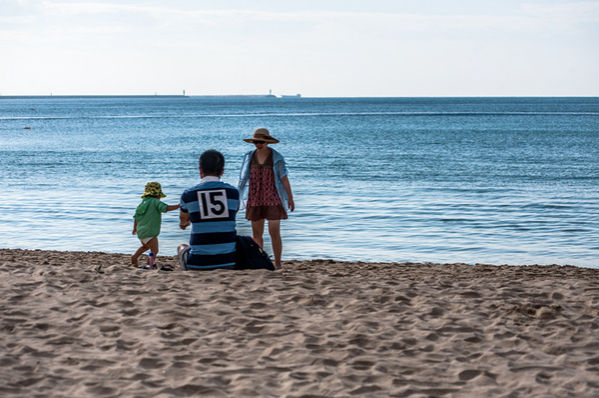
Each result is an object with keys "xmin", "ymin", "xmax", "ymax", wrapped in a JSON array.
[{"xmin": 1, "ymin": 97, "xmax": 598, "ymax": 268}]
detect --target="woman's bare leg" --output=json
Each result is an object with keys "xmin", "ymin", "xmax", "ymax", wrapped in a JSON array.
[
  {"xmin": 268, "ymin": 219, "xmax": 282, "ymax": 270},
  {"xmin": 251, "ymin": 219, "xmax": 266, "ymax": 248}
]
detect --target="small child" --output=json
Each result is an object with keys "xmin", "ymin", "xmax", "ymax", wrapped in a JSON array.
[{"xmin": 132, "ymin": 182, "xmax": 180, "ymax": 268}]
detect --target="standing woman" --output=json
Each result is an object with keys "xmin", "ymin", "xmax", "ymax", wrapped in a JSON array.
[{"xmin": 239, "ymin": 128, "xmax": 295, "ymax": 269}]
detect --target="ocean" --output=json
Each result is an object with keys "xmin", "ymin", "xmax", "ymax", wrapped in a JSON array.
[{"xmin": 1, "ymin": 96, "xmax": 598, "ymax": 268}]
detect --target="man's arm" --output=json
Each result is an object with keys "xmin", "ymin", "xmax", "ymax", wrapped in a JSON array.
[{"xmin": 179, "ymin": 210, "xmax": 191, "ymax": 230}]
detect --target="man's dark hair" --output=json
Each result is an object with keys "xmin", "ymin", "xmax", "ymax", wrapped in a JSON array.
[{"xmin": 199, "ymin": 150, "xmax": 225, "ymax": 176}]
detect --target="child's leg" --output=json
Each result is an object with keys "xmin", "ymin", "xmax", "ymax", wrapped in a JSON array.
[
  {"xmin": 146, "ymin": 238, "xmax": 159, "ymax": 266},
  {"xmin": 131, "ymin": 245, "xmax": 148, "ymax": 266}
]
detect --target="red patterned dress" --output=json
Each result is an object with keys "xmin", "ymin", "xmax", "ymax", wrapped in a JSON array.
[{"xmin": 246, "ymin": 150, "xmax": 288, "ymax": 221}]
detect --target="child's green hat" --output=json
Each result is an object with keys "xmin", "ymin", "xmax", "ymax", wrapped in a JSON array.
[{"xmin": 142, "ymin": 182, "xmax": 166, "ymax": 198}]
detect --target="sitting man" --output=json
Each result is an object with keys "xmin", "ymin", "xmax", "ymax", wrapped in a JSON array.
[{"xmin": 178, "ymin": 150, "xmax": 239, "ymax": 270}]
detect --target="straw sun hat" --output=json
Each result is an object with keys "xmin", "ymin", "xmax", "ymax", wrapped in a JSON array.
[{"xmin": 243, "ymin": 128, "xmax": 280, "ymax": 144}]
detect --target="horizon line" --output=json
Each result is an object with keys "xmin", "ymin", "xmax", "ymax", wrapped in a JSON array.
[{"xmin": 1, "ymin": 94, "xmax": 598, "ymax": 99}]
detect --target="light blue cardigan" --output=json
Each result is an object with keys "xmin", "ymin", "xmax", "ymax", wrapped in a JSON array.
[{"xmin": 238, "ymin": 148, "xmax": 289, "ymax": 210}]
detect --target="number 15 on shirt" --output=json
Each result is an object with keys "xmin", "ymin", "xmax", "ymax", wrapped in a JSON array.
[{"xmin": 197, "ymin": 189, "xmax": 229, "ymax": 219}]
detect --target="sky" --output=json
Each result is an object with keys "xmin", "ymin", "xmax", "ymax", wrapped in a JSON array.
[{"xmin": 1, "ymin": 0, "xmax": 598, "ymax": 97}]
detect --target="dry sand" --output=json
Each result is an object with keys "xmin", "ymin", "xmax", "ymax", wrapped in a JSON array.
[{"xmin": 1, "ymin": 248, "xmax": 598, "ymax": 397}]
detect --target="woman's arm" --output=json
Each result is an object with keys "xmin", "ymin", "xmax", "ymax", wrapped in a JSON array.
[{"xmin": 281, "ymin": 176, "xmax": 295, "ymax": 212}]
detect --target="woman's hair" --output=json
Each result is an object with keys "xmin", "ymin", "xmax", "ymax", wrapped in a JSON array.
[{"xmin": 199, "ymin": 150, "xmax": 225, "ymax": 176}]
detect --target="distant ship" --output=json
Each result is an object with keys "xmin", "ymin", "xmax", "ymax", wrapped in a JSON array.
[{"xmin": 281, "ymin": 94, "xmax": 301, "ymax": 98}]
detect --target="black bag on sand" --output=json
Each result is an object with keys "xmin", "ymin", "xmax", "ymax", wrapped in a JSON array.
[{"xmin": 235, "ymin": 235, "xmax": 275, "ymax": 271}]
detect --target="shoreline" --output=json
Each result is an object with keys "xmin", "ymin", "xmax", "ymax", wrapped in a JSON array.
[
  {"xmin": 2, "ymin": 248, "xmax": 599, "ymax": 397},
  {"xmin": 0, "ymin": 247, "xmax": 592, "ymax": 269}
]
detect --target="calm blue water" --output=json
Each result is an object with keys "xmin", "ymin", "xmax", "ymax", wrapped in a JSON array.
[{"xmin": 1, "ymin": 97, "xmax": 598, "ymax": 267}]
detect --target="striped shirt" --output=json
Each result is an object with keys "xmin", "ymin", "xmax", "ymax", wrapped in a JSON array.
[{"xmin": 180, "ymin": 178, "xmax": 239, "ymax": 269}]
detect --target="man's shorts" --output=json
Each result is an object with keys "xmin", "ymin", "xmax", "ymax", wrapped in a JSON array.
[
  {"xmin": 177, "ymin": 246, "xmax": 235, "ymax": 271},
  {"xmin": 178, "ymin": 246, "xmax": 190, "ymax": 270}
]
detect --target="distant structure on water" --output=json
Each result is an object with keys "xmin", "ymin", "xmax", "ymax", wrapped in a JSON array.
[{"xmin": 281, "ymin": 94, "xmax": 302, "ymax": 98}]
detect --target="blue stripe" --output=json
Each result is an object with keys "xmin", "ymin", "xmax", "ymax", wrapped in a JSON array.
[
  {"xmin": 190, "ymin": 242, "xmax": 236, "ymax": 255},
  {"xmin": 189, "ymin": 211, "xmax": 237, "ymax": 224},
  {"xmin": 228, "ymin": 198, "xmax": 239, "ymax": 210},
  {"xmin": 185, "ymin": 199, "xmax": 238, "ymax": 214},
  {"xmin": 184, "ymin": 200, "xmax": 200, "ymax": 213},
  {"xmin": 191, "ymin": 221, "xmax": 236, "ymax": 234}
]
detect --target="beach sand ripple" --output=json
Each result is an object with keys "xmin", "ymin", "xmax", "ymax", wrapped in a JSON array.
[{"xmin": 1, "ymin": 249, "xmax": 598, "ymax": 397}]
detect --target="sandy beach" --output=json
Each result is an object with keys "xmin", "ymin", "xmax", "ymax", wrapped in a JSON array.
[{"xmin": 1, "ymin": 248, "xmax": 598, "ymax": 397}]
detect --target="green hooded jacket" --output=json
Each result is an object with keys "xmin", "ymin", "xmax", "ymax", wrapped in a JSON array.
[{"xmin": 134, "ymin": 197, "xmax": 168, "ymax": 239}]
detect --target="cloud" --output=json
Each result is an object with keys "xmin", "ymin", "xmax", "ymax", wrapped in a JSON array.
[
  {"xmin": 1, "ymin": 1, "xmax": 597, "ymax": 96},
  {"xmin": 521, "ymin": 1, "xmax": 599, "ymax": 19},
  {"xmin": 4, "ymin": 1, "xmax": 596, "ymax": 60},
  {"xmin": 520, "ymin": 2, "xmax": 599, "ymax": 32},
  {"xmin": 5, "ymin": 1, "xmax": 598, "ymax": 36}
]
